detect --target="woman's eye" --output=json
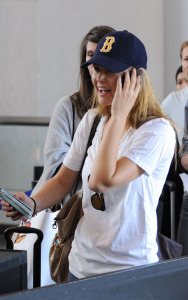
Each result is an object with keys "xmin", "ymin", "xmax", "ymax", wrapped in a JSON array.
[
  {"xmin": 88, "ymin": 52, "xmax": 94, "ymax": 58},
  {"xmin": 94, "ymin": 66, "xmax": 100, "ymax": 73}
]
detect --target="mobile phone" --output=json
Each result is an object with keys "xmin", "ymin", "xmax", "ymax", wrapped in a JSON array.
[
  {"xmin": 121, "ymin": 74, "xmax": 125, "ymax": 87},
  {"xmin": 0, "ymin": 188, "xmax": 32, "ymax": 219},
  {"xmin": 122, "ymin": 68, "xmax": 142, "ymax": 88}
]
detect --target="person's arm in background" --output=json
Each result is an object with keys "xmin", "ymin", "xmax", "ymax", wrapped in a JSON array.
[
  {"xmin": 179, "ymin": 99, "xmax": 188, "ymax": 173},
  {"xmin": 181, "ymin": 154, "xmax": 188, "ymax": 171},
  {"xmin": 179, "ymin": 136, "xmax": 188, "ymax": 173},
  {"xmin": 32, "ymin": 96, "xmax": 81, "ymax": 195}
]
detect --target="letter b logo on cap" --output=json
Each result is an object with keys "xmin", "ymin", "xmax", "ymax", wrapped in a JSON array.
[{"xmin": 100, "ymin": 36, "xmax": 115, "ymax": 53}]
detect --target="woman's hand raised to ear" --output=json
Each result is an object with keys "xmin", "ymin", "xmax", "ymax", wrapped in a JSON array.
[
  {"xmin": 111, "ymin": 68, "xmax": 141, "ymax": 123},
  {"xmin": 89, "ymin": 68, "xmax": 143, "ymax": 193}
]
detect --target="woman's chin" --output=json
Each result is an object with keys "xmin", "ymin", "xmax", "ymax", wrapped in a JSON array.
[{"xmin": 98, "ymin": 98, "xmax": 112, "ymax": 106}]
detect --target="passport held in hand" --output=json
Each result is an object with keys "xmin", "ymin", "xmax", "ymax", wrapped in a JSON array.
[{"xmin": 0, "ymin": 188, "xmax": 32, "ymax": 219}]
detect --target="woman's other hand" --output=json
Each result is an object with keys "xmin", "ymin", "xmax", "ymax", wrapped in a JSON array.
[{"xmin": 1, "ymin": 192, "xmax": 34, "ymax": 221}]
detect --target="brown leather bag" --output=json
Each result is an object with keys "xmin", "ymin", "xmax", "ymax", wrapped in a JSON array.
[
  {"xmin": 49, "ymin": 115, "xmax": 101, "ymax": 283},
  {"xmin": 49, "ymin": 189, "xmax": 83, "ymax": 283}
]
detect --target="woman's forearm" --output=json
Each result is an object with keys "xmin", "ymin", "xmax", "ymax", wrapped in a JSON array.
[
  {"xmin": 2, "ymin": 173, "xmax": 73, "ymax": 221},
  {"xmin": 32, "ymin": 165, "xmax": 79, "ymax": 212},
  {"xmin": 89, "ymin": 116, "xmax": 125, "ymax": 192},
  {"xmin": 10, "ymin": 165, "xmax": 79, "ymax": 218},
  {"xmin": 32, "ymin": 177, "xmax": 69, "ymax": 212}
]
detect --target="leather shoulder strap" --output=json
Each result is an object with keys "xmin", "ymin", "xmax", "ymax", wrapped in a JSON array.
[
  {"xmin": 74, "ymin": 114, "xmax": 101, "ymax": 192},
  {"xmin": 86, "ymin": 114, "xmax": 101, "ymax": 152},
  {"xmin": 71, "ymin": 102, "xmax": 75, "ymax": 141}
]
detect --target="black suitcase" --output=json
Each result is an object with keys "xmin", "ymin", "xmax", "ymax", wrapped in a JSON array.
[
  {"xmin": 157, "ymin": 180, "xmax": 176, "ymax": 240},
  {"xmin": 4, "ymin": 226, "xmax": 43, "ymax": 288},
  {"xmin": 165, "ymin": 180, "xmax": 176, "ymax": 240}
]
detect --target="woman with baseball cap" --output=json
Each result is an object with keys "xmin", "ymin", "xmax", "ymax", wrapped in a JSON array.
[
  {"xmin": 1, "ymin": 30, "xmax": 176, "ymax": 281},
  {"xmin": 8, "ymin": 25, "xmax": 116, "ymax": 288}
]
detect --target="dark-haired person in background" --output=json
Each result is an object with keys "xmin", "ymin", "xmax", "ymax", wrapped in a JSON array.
[{"xmin": 176, "ymin": 65, "xmax": 188, "ymax": 91}]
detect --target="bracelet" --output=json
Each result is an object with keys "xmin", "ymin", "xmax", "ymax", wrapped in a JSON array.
[{"xmin": 30, "ymin": 197, "xmax": 38, "ymax": 217}]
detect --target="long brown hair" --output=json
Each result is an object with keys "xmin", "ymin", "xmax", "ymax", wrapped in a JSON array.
[
  {"xmin": 70, "ymin": 25, "xmax": 115, "ymax": 118},
  {"xmin": 97, "ymin": 69, "xmax": 178, "ymax": 166}
]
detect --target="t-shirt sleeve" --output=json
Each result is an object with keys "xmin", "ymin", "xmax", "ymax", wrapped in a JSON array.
[
  {"xmin": 161, "ymin": 93, "xmax": 173, "ymax": 116},
  {"xmin": 124, "ymin": 119, "xmax": 176, "ymax": 176},
  {"xmin": 63, "ymin": 110, "xmax": 97, "ymax": 171}
]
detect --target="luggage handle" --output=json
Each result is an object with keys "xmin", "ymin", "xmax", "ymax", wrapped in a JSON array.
[
  {"xmin": 4, "ymin": 226, "xmax": 43, "ymax": 288},
  {"xmin": 164, "ymin": 180, "xmax": 176, "ymax": 240}
]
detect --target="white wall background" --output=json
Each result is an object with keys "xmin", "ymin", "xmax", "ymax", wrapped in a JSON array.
[
  {"xmin": 0, "ymin": 0, "xmax": 187, "ymax": 190},
  {"xmin": 0, "ymin": 0, "xmax": 165, "ymax": 118},
  {"xmin": 164, "ymin": 0, "xmax": 188, "ymax": 97}
]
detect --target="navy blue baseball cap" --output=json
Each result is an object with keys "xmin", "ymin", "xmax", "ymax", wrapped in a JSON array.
[{"xmin": 81, "ymin": 30, "xmax": 147, "ymax": 72}]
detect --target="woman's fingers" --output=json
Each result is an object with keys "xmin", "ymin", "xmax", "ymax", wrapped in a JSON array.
[
  {"xmin": 112, "ymin": 68, "xmax": 141, "ymax": 120},
  {"xmin": 1, "ymin": 193, "xmax": 30, "ymax": 220},
  {"xmin": 134, "ymin": 75, "xmax": 141, "ymax": 96},
  {"xmin": 4, "ymin": 208, "xmax": 23, "ymax": 220},
  {"xmin": 1, "ymin": 200, "xmax": 13, "ymax": 211},
  {"xmin": 124, "ymin": 69, "xmax": 131, "ymax": 88},
  {"xmin": 123, "ymin": 68, "xmax": 139, "ymax": 91},
  {"xmin": 1, "ymin": 199, "xmax": 22, "ymax": 219}
]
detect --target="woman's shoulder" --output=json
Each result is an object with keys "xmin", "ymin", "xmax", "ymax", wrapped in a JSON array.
[
  {"xmin": 74, "ymin": 109, "xmax": 100, "ymax": 136},
  {"xmin": 50, "ymin": 96, "xmax": 74, "ymax": 123},
  {"xmin": 130, "ymin": 118, "xmax": 176, "ymax": 155},
  {"xmin": 54, "ymin": 96, "xmax": 72, "ymax": 112},
  {"xmin": 81, "ymin": 108, "xmax": 99, "ymax": 124},
  {"xmin": 139, "ymin": 118, "xmax": 175, "ymax": 138},
  {"xmin": 146, "ymin": 117, "xmax": 174, "ymax": 128}
]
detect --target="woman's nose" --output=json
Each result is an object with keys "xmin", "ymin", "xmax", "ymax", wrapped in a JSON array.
[{"xmin": 97, "ymin": 71, "xmax": 105, "ymax": 81}]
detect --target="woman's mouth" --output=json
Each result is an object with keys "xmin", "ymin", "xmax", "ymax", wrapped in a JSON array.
[{"xmin": 98, "ymin": 88, "xmax": 111, "ymax": 96}]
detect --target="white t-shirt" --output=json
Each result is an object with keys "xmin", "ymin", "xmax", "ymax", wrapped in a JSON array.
[
  {"xmin": 64, "ymin": 109, "xmax": 176, "ymax": 279},
  {"xmin": 161, "ymin": 86, "xmax": 188, "ymax": 144}
]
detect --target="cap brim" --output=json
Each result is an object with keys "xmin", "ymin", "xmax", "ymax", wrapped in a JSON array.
[{"xmin": 81, "ymin": 55, "xmax": 131, "ymax": 73}]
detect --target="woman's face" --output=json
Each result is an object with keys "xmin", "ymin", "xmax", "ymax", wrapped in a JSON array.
[
  {"xmin": 176, "ymin": 72, "xmax": 188, "ymax": 90},
  {"xmin": 85, "ymin": 41, "xmax": 97, "ymax": 76},
  {"xmin": 182, "ymin": 46, "xmax": 188, "ymax": 81},
  {"xmin": 92, "ymin": 65, "xmax": 120, "ymax": 106}
]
